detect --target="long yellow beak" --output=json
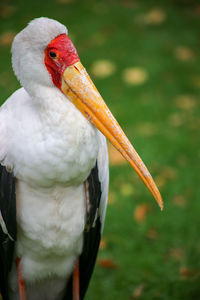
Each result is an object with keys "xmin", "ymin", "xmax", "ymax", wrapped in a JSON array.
[{"xmin": 61, "ymin": 61, "xmax": 163, "ymax": 210}]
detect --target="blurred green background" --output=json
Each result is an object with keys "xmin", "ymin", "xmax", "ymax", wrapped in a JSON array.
[{"xmin": 0, "ymin": 0, "xmax": 200, "ymax": 299}]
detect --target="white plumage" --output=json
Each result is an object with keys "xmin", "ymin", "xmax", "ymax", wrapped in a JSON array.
[{"xmin": 0, "ymin": 18, "xmax": 109, "ymax": 299}]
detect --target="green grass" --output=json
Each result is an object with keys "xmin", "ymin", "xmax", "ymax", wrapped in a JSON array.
[{"xmin": 0, "ymin": 0, "xmax": 200, "ymax": 299}]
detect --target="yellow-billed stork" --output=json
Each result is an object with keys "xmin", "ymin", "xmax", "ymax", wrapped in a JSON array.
[{"xmin": 0, "ymin": 17, "xmax": 163, "ymax": 300}]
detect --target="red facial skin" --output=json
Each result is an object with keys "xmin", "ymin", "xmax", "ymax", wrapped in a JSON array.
[{"xmin": 44, "ymin": 34, "xmax": 80, "ymax": 89}]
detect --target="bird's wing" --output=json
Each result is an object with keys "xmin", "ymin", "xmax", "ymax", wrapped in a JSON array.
[
  {"xmin": 0, "ymin": 165, "xmax": 16, "ymax": 240},
  {"xmin": 0, "ymin": 88, "xmax": 29, "ymax": 241},
  {"xmin": 0, "ymin": 165, "xmax": 16, "ymax": 300},
  {"xmin": 0, "ymin": 96, "xmax": 17, "ymax": 299},
  {"xmin": 63, "ymin": 132, "xmax": 109, "ymax": 300}
]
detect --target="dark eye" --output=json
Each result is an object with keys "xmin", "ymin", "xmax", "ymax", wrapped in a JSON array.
[{"xmin": 49, "ymin": 51, "xmax": 57, "ymax": 58}]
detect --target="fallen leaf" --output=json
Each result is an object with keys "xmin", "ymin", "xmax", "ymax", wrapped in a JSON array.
[
  {"xmin": 154, "ymin": 174, "xmax": 166, "ymax": 189},
  {"xmin": 0, "ymin": 5, "xmax": 16, "ymax": 18},
  {"xmin": 172, "ymin": 195, "xmax": 187, "ymax": 207},
  {"xmin": 137, "ymin": 8, "xmax": 166, "ymax": 25},
  {"xmin": 91, "ymin": 60, "xmax": 116, "ymax": 78},
  {"xmin": 168, "ymin": 113, "xmax": 184, "ymax": 127},
  {"xmin": 99, "ymin": 238, "xmax": 107, "ymax": 250},
  {"xmin": 108, "ymin": 143, "xmax": 126, "ymax": 166},
  {"xmin": 108, "ymin": 191, "xmax": 117, "ymax": 205},
  {"xmin": 180, "ymin": 266, "xmax": 199, "ymax": 280},
  {"xmin": 98, "ymin": 258, "xmax": 118, "ymax": 269},
  {"xmin": 155, "ymin": 166, "xmax": 178, "ymax": 188},
  {"xmin": 161, "ymin": 166, "xmax": 177, "ymax": 180},
  {"xmin": 0, "ymin": 31, "xmax": 16, "ymax": 46},
  {"xmin": 122, "ymin": 67, "xmax": 148, "ymax": 85},
  {"xmin": 120, "ymin": 183, "xmax": 135, "ymax": 197},
  {"xmin": 175, "ymin": 95, "xmax": 196, "ymax": 110},
  {"xmin": 147, "ymin": 229, "xmax": 159, "ymax": 240},
  {"xmin": 134, "ymin": 204, "xmax": 150, "ymax": 223},
  {"xmin": 132, "ymin": 284, "xmax": 145, "ymax": 298},
  {"xmin": 169, "ymin": 248, "xmax": 184, "ymax": 261},
  {"xmin": 175, "ymin": 46, "xmax": 195, "ymax": 61}
]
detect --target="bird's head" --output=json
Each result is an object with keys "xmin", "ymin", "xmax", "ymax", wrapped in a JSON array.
[
  {"xmin": 44, "ymin": 33, "xmax": 79, "ymax": 89},
  {"xmin": 11, "ymin": 17, "xmax": 163, "ymax": 210}
]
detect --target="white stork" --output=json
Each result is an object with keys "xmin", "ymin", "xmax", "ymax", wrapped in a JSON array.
[{"xmin": 0, "ymin": 17, "xmax": 163, "ymax": 300}]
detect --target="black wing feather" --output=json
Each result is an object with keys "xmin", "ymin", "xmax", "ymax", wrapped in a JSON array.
[{"xmin": 0, "ymin": 165, "xmax": 16, "ymax": 300}]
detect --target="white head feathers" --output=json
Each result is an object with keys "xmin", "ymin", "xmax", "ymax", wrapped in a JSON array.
[{"xmin": 12, "ymin": 17, "xmax": 68, "ymax": 94}]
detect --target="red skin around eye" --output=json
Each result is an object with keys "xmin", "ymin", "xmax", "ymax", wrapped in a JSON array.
[{"xmin": 44, "ymin": 33, "xmax": 80, "ymax": 89}]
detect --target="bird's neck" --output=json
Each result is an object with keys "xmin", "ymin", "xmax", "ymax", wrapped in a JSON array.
[{"xmin": 27, "ymin": 84, "xmax": 79, "ymax": 127}]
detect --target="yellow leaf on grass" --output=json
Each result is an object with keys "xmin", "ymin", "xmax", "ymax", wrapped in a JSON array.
[
  {"xmin": 172, "ymin": 195, "xmax": 187, "ymax": 207},
  {"xmin": 175, "ymin": 46, "xmax": 195, "ymax": 61},
  {"xmin": 175, "ymin": 95, "xmax": 196, "ymax": 110},
  {"xmin": 138, "ymin": 8, "xmax": 166, "ymax": 25},
  {"xmin": 98, "ymin": 258, "xmax": 118, "ymax": 269},
  {"xmin": 122, "ymin": 67, "xmax": 148, "ymax": 85},
  {"xmin": 155, "ymin": 166, "xmax": 177, "ymax": 189},
  {"xmin": 0, "ymin": 31, "xmax": 16, "ymax": 46},
  {"xmin": 147, "ymin": 229, "xmax": 159, "ymax": 240},
  {"xmin": 99, "ymin": 238, "xmax": 107, "ymax": 250},
  {"xmin": 154, "ymin": 174, "xmax": 166, "ymax": 189},
  {"xmin": 169, "ymin": 248, "xmax": 184, "ymax": 261},
  {"xmin": 168, "ymin": 113, "xmax": 184, "ymax": 127},
  {"xmin": 120, "ymin": 183, "xmax": 135, "ymax": 197},
  {"xmin": 108, "ymin": 191, "xmax": 117, "ymax": 205},
  {"xmin": 162, "ymin": 166, "xmax": 177, "ymax": 179},
  {"xmin": 180, "ymin": 266, "xmax": 199, "ymax": 280},
  {"xmin": 91, "ymin": 60, "xmax": 116, "ymax": 78},
  {"xmin": 132, "ymin": 284, "xmax": 145, "ymax": 298},
  {"xmin": 134, "ymin": 204, "xmax": 150, "ymax": 223}
]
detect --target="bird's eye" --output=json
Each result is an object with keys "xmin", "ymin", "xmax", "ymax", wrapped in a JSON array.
[{"xmin": 49, "ymin": 51, "xmax": 57, "ymax": 58}]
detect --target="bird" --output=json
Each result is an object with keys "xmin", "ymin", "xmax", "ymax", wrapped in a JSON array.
[{"xmin": 0, "ymin": 17, "xmax": 163, "ymax": 300}]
